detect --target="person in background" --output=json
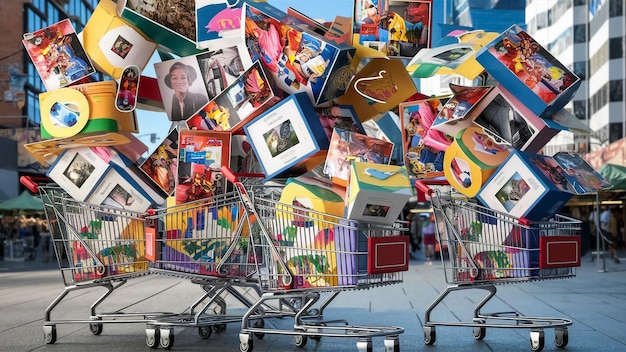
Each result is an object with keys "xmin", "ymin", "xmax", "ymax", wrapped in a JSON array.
[
  {"xmin": 406, "ymin": 212, "xmax": 421, "ymax": 259},
  {"xmin": 422, "ymin": 213, "xmax": 437, "ymax": 264},
  {"xmin": 600, "ymin": 205, "xmax": 621, "ymax": 264}
]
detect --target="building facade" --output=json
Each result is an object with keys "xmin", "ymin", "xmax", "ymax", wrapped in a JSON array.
[
  {"xmin": 0, "ymin": 0, "xmax": 97, "ymax": 198},
  {"xmin": 526, "ymin": 0, "xmax": 625, "ymax": 154}
]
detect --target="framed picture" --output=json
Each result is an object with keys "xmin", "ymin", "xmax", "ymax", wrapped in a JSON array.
[{"xmin": 47, "ymin": 147, "xmax": 111, "ymax": 202}]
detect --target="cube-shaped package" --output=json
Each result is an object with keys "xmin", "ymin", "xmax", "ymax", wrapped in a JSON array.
[
  {"xmin": 243, "ymin": 92, "xmax": 330, "ymax": 180},
  {"xmin": 243, "ymin": 0, "xmax": 356, "ymax": 105},
  {"xmin": 116, "ymin": 0, "xmax": 204, "ymax": 57},
  {"xmin": 82, "ymin": 0, "xmax": 157, "ymax": 79},
  {"xmin": 475, "ymin": 25, "xmax": 581, "ymax": 118},
  {"xmin": 345, "ymin": 162, "xmax": 412, "ymax": 225},
  {"xmin": 476, "ymin": 150, "xmax": 609, "ymax": 220}
]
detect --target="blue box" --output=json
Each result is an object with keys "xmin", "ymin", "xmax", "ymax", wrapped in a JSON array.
[
  {"xmin": 243, "ymin": 93, "xmax": 329, "ymax": 180},
  {"xmin": 476, "ymin": 150, "xmax": 575, "ymax": 221},
  {"xmin": 475, "ymin": 25, "xmax": 581, "ymax": 118}
]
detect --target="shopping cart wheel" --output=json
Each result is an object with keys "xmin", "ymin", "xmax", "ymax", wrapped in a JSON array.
[
  {"xmin": 89, "ymin": 322, "xmax": 103, "ymax": 335},
  {"xmin": 239, "ymin": 333, "xmax": 253, "ymax": 352},
  {"xmin": 384, "ymin": 335, "xmax": 400, "ymax": 352},
  {"xmin": 212, "ymin": 323, "xmax": 227, "ymax": 333},
  {"xmin": 472, "ymin": 319, "xmax": 486, "ymax": 340},
  {"xmin": 423, "ymin": 326, "xmax": 436, "ymax": 345},
  {"xmin": 356, "ymin": 337, "xmax": 373, "ymax": 352},
  {"xmin": 252, "ymin": 319, "xmax": 265, "ymax": 339},
  {"xmin": 160, "ymin": 328, "xmax": 175, "ymax": 350},
  {"xmin": 554, "ymin": 327, "xmax": 568, "ymax": 348},
  {"xmin": 294, "ymin": 331, "xmax": 307, "ymax": 348},
  {"xmin": 198, "ymin": 326, "xmax": 212, "ymax": 339},
  {"xmin": 43, "ymin": 325, "xmax": 57, "ymax": 344},
  {"xmin": 145, "ymin": 327, "xmax": 160, "ymax": 349},
  {"xmin": 530, "ymin": 329, "xmax": 545, "ymax": 352}
]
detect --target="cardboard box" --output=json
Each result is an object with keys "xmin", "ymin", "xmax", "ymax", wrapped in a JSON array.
[
  {"xmin": 353, "ymin": 0, "xmax": 433, "ymax": 58},
  {"xmin": 86, "ymin": 163, "xmax": 164, "ymax": 212},
  {"xmin": 185, "ymin": 61, "xmax": 277, "ymax": 132},
  {"xmin": 477, "ymin": 150, "xmax": 610, "ymax": 220},
  {"xmin": 243, "ymin": 92, "xmax": 330, "ymax": 180},
  {"xmin": 443, "ymin": 126, "xmax": 511, "ymax": 198},
  {"xmin": 345, "ymin": 162, "xmax": 412, "ymax": 224},
  {"xmin": 82, "ymin": 0, "xmax": 157, "ymax": 79},
  {"xmin": 243, "ymin": 0, "xmax": 356, "ymax": 105},
  {"xmin": 154, "ymin": 47, "xmax": 254, "ymax": 122},
  {"xmin": 196, "ymin": 0, "xmax": 246, "ymax": 50},
  {"xmin": 47, "ymin": 147, "xmax": 120, "ymax": 202},
  {"xmin": 324, "ymin": 128, "xmax": 394, "ymax": 187},
  {"xmin": 361, "ymin": 110, "xmax": 403, "ymax": 164},
  {"xmin": 39, "ymin": 81, "xmax": 139, "ymax": 139},
  {"xmin": 176, "ymin": 130, "xmax": 231, "ymax": 204},
  {"xmin": 475, "ymin": 25, "xmax": 581, "ymax": 118},
  {"xmin": 115, "ymin": 0, "xmax": 204, "ymax": 57}
]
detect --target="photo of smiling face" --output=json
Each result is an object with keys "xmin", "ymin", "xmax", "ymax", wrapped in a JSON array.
[{"xmin": 169, "ymin": 65, "xmax": 191, "ymax": 94}]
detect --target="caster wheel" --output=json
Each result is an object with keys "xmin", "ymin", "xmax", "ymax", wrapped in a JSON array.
[
  {"xmin": 252, "ymin": 320, "xmax": 265, "ymax": 339},
  {"xmin": 294, "ymin": 333, "xmax": 307, "ymax": 348},
  {"xmin": 198, "ymin": 326, "xmax": 212, "ymax": 339},
  {"xmin": 89, "ymin": 322, "xmax": 103, "ymax": 335},
  {"xmin": 212, "ymin": 323, "xmax": 227, "ymax": 333},
  {"xmin": 554, "ymin": 327, "xmax": 568, "ymax": 348},
  {"xmin": 160, "ymin": 328, "xmax": 175, "ymax": 350},
  {"xmin": 530, "ymin": 330, "xmax": 545, "ymax": 352},
  {"xmin": 239, "ymin": 333, "xmax": 253, "ymax": 352},
  {"xmin": 43, "ymin": 325, "xmax": 57, "ymax": 344},
  {"xmin": 356, "ymin": 338, "xmax": 373, "ymax": 352},
  {"xmin": 472, "ymin": 320, "xmax": 487, "ymax": 341},
  {"xmin": 145, "ymin": 327, "xmax": 160, "ymax": 349},
  {"xmin": 384, "ymin": 336, "xmax": 400, "ymax": 352},
  {"xmin": 308, "ymin": 308, "xmax": 320, "ymax": 316},
  {"xmin": 424, "ymin": 326, "xmax": 436, "ymax": 345},
  {"xmin": 311, "ymin": 323, "xmax": 325, "ymax": 341}
]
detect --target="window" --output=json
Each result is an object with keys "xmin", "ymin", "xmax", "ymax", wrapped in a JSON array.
[
  {"xmin": 573, "ymin": 61, "xmax": 586, "ymax": 80},
  {"xmin": 609, "ymin": 0, "xmax": 623, "ymax": 17},
  {"xmin": 574, "ymin": 24, "xmax": 586, "ymax": 44},
  {"xmin": 609, "ymin": 37, "xmax": 623, "ymax": 59},
  {"xmin": 609, "ymin": 80, "xmax": 623, "ymax": 102}
]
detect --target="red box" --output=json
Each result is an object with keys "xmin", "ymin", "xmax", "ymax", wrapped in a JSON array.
[
  {"xmin": 367, "ymin": 235, "xmax": 409, "ymax": 274},
  {"xmin": 539, "ymin": 235, "xmax": 581, "ymax": 268}
]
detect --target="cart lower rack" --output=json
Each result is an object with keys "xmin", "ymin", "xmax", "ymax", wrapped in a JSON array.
[
  {"xmin": 416, "ymin": 181, "xmax": 581, "ymax": 352},
  {"xmin": 35, "ymin": 184, "xmax": 170, "ymax": 345},
  {"xmin": 219, "ymin": 169, "xmax": 407, "ymax": 352}
]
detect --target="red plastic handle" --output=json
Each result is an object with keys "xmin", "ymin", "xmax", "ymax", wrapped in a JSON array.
[
  {"xmin": 220, "ymin": 165, "xmax": 239, "ymax": 184},
  {"xmin": 414, "ymin": 180, "xmax": 435, "ymax": 197},
  {"xmin": 20, "ymin": 176, "xmax": 48, "ymax": 193}
]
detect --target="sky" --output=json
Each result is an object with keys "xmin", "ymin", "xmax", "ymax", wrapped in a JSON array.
[{"xmin": 134, "ymin": 0, "xmax": 355, "ymax": 154}]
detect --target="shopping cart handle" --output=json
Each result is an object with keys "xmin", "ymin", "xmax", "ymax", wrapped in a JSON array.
[
  {"xmin": 20, "ymin": 175, "xmax": 48, "ymax": 193},
  {"xmin": 220, "ymin": 165, "xmax": 239, "ymax": 184}
]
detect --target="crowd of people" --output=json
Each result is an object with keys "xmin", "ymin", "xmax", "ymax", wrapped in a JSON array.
[{"xmin": 0, "ymin": 214, "xmax": 51, "ymax": 262}]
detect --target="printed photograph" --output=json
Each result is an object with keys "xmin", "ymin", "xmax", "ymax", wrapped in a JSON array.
[
  {"xmin": 263, "ymin": 120, "xmax": 299, "ymax": 158},
  {"xmin": 473, "ymin": 94, "xmax": 535, "ymax": 149},
  {"xmin": 495, "ymin": 172, "xmax": 530, "ymax": 212},
  {"xmin": 196, "ymin": 46, "xmax": 246, "ymax": 100},
  {"xmin": 140, "ymin": 129, "xmax": 179, "ymax": 195},
  {"xmin": 111, "ymin": 35, "xmax": 133, "ymax": 59},
  {"xmin": 103, "ymin": 184, "xmax": 135, "ymax": 210},
  {"xmin": 362, "ymin": 204, "xmax": 390, "ymax": 217},
  {"xmin": 63, "ymin": 153, "xmax": 95, "ymax": 188},
  {"xmin": 155, "ymin": 58, "xmax": 210, "ymax": 121}
]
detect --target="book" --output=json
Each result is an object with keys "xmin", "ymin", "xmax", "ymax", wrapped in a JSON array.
[
  {"xmin": 22, "ymin": 18, "xmax": 96, "ymax": 91},
  {"xmin": 176, "ymin": 130, "xmax": 231, "ymax": 204}
]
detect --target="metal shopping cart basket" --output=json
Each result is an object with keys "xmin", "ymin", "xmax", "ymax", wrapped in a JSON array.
[
  {"xmin": 216, "ymin": 168, "xmax": 406, "ymax": 352},
  {"xmin": 415, "ymin": 180, "xmax": 581, "ymax": 352},
  {"xmin": 21, "ymin": 177, "xmax": 163, "ymax": 345},
  {"xmin": 142, "ymin": 185, "xmax": 277, "ymax": 349}
]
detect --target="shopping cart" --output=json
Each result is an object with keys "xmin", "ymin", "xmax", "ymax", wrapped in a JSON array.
[
  {"xmin": 142, "ymin": 188, "xmax": 276, "ymax": 349},
  {"xmin": 217, "ymin": 167, "xmax": 406, "ymax": 352},
  {"xmin": 415, "ymin": 180, "xmax": 581, "ymax": 352},
  {"xmin": 21, "ymin": 177, "xmax": 164, "ymax": 345}
]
